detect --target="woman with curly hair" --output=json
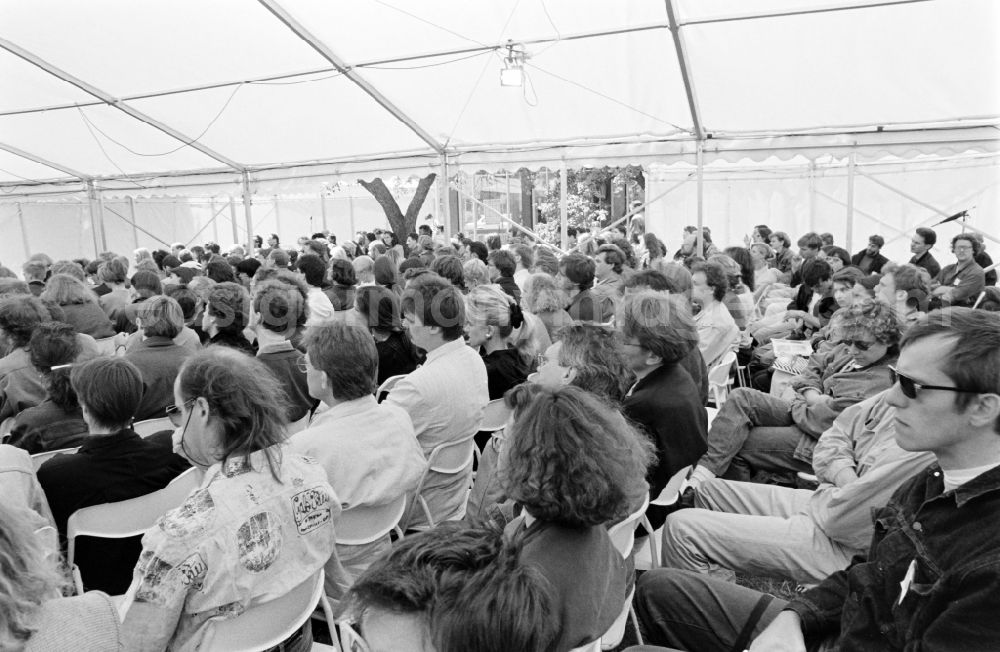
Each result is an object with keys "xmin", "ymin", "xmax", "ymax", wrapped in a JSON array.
[
  {"xmin": 0, "ymin": 502, "xmax": 123, "ymax": 651},
  {"xmin": 499, "ymin": 384, "xmax": 654, "ymax": 652},
  {"xmin": 688, "ymin": 299, "xmax": 901, "ymax": 489},
  {"xmin": 120, "ymin": 347, "xmax": 340, "ymax": 651},
  {"xmin": 521, "ymin": 272, "xmax": 572, "ymax": 341},
  {"xmin": 461, "ymin": 257, "xmax": 490, "ymax": 291}
]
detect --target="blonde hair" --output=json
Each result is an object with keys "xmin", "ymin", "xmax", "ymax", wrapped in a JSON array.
[
  {"xmin": 0, "ymin": 504, "xmax": 69, "ymax": 650},
  {"xmin": 521, "ymin": 273, "xmax": 568, "ymax": 314},
  {"xmin": 463, "ymin": 258, "xmax": 490, "ymax": 289},
  {"xmin": 39, "ymin": 274, "xmax": 97, "ymax": 306}
]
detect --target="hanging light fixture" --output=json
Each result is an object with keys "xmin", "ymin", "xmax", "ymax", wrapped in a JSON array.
[{"xmin": 500, "ymin": 40, "xmax": 526, "ymax": 87}]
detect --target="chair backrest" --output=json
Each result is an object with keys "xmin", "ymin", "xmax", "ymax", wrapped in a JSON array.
[
  {"xmin": 92, "ymin": 333, "xmax": 124, "ymax": 357},
  {"xmin": 286, "ymin": 413, "xmax": 310, "ymax": 436},
  {"xmin": 606, "ymin": 494, "xmax": 650, "ymax": 557},
  {"xmin": 67, "ymin": 466, "xmax": 202, "ymax": 568},
  {"xmin": 31, "ymin": 447, "xmax": 79, "ymax": 470},
  {"xmin": 706, "ymin": 406, "xmax": 719, "ymax": 428},
  {"xmin": 426, "ymin": 436, "xmax": 476, "ymax": 474},
  {"xmin": 570, "ymin": 639, "xmax": 602, "ymax": 652},
  {"xmin": 479, "ymin": 398, "xmax": 511, "ymax": 433},
  {"xmin": 335, "ymin": 493, "xmax": 407, "ymax": 546},
  {"xmin": 650, "ymin": 465, "xmax": 693, "ymax": 507},
  {"xmin": 200, "ymin": 570, "xmax": 326, "ymax": 652},
  {"xmin": 375, "ymin": 374, "xmax": 407, "ymax": 402},
  {"xmin": 707, "ymin": 350, "xmax": 737, "ymax": 386},
  {"xmin": 132, "ymin": 417, "xmax": 173, "ymax": 438}
]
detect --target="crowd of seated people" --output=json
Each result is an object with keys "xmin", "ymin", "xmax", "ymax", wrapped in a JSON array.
[{"xmin": 0, "ymin": 219, "xmax": 997, "ymax": 651}]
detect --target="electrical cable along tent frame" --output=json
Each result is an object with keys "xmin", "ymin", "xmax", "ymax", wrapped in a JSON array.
[{"xmin": 0, "ymin": 0, "xmax": 997, "ymax": 269}]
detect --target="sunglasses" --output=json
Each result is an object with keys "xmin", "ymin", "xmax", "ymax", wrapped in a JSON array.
[
  {"xmin": 165, "ymin": 398, "xmax": 196, "ymax": 427},
  {"xmin": 889, "ymin": 366, "xmax": 976, "ymax": 400},
  {"xmin": 841, "ymin": 339, "xmax": 876, "ymax": 351}
]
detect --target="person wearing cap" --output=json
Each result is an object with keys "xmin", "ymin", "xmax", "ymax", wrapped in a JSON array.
[
  {"xmin": 851, "ymin": 235, "xmax": 888, "ymax": 275},
  {"xmin": 909, "ymin": 227, "xmax": 941, "ymax": 279}
]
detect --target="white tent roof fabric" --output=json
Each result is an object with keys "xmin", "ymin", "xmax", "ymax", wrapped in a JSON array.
[{"xmin": 2, "ymin": 0, "xmax": 998, "ymax": 196}]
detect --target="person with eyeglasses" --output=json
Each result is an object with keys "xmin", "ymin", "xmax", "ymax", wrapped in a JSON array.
[
  {"xmin": 36, "ymin": 356, "xmax": 189, "ymax": 595},
  {"xmin": 931, "ymin": 233, "xmax": 986, "ymax": 307},
  {"xmin": 687, "ymin": 300, "xmax": 900, "ymax": 491},
  {"xmin": 630, "ymin": 307, "xmax": 1000, "ymax": 652},
  {"xmin": 120, "ymin": 347, "xmax": 340, "ymax": 652}
]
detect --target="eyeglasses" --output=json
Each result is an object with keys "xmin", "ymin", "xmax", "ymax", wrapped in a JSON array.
[
  {"xmin": 889, "ymin": 365, "xmax": 976, "ymax": 400},
  {"xmin": 296, "ymin": 357, "xmax": 312, "ymax": 373},
  {"xmin": 535, "ymin": 354, "xmax": 550, "ymax": 367},
  {"xmin": 621, "ymin": 340, "xmax": 645, "ymax": 349},
  {"xmin": 165, "ymin": 398, "xmax": 196, "ymax": 427},
  {"xmin": 953, "ymin": 245, "xmax": 974, "ymax": 252},
  {"xmin": 339, "ymin": 622, "xmax": 371, "ymax": 652},
  {"xmin": 841, "ymin": 339, "xmax": 876, "ymax": 352}
]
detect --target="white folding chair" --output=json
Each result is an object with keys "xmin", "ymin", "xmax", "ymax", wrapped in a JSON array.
[
  {"xmin": 200, "ymin": 569, "xmax": 336, "ymax": 652},
  {"xmin": 375, "ymin": 374, "xmax": 407, "ymax": 402},
  {"xmin": 335, "ymin": 494, "xmax": 407, "ymax": 547},
  {"xmin": 31, "ymin": 447, "xmax": 79, "ymax": 470},
  {"xmin": 403, "ymin": 435, "xmax": 478, "ymax": 530},
  {"xmin": 92, "ymin": 333, "xmax": 126, "ymax": 357},
  {"xmin": 570, "ymin": 639, "xmax": 602, "ymax": 652},
  {"xmin": 132, "ymin": 417, "xmax": 173, "ymax": 438},
  {"xmin": 707, "ymin": 350, "xmax": 738, "ymax": 407},
  {"xmin": 638, "ymin": 464, "xmax": 693, "ymax": 572},
  {"xmin": 479, "ymin": 398, "xmax": 511, "ymax": 434},
  {"xmin": 287, "ymin": 412, "xmax": 311, "ymax": 435},
  {"xmin": 0, "ymin": 416, "xmax": 16, "ymax": 442},
  {"xmin": 604, "ymin": 494, "xmax": 650, "ymax": 649},
  {"xmin": 706, "ymin": 406, "xmax": 719, "ymax": 429},
  {"xmin": 67, "ymin": 467, "xmax": 202, "ymax": 593}
]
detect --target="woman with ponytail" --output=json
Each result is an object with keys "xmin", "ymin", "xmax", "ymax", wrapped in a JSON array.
[{"xmin": 464, "ymin": 285, "xmax": 533, "ymax": 400}]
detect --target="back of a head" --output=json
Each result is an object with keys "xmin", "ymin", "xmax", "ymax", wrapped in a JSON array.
[
  {"xmin": 296, "ymin": 253, "xmax": 326, "ymax": 288},
  {"xmin": 502, "ymin": 384, "xmax": 653, "ymax": 526},
  {"xmin": 432, "ymin": 255, "xmax": 465, "ymax": 290},
  {"xmin": 355, "ymin": 284, "xmax": 402, "ymax": 333},
  {"xmin": 560, "ymin": 253, "xmax": 595, "ymax": 290},
  {"xmin": 466, "ymin": 285, "xmax": 520, "ymax": 339},
  {"xmin": 617, "ymin": 290, "xmax": 697, "ymax": 364},
  {"xmin": 131, "ymin": 270, "xmax": 163, "ymax": 297},
  {"xmin": 305, "ymin": 321, "xmax": 378, "ymax": 400},
  {"xmin": 520, "ymin": 272, "xmax": 566, "ymax": 314},
  {"xmin": 253, "ymin": 280, "xmax": 305, "ymax": 336},
  {"xmin": 0, "ymin": 295, "xmax": 50, "ymax": 348},
  {"xmin": 71, "ymin": 357, "xmax": 144, "ymax": 429},
  {"xmin": 39, "ymin": 273, "xmax": 94, "ymax": 306},
  {"xmin": 235, "ymin": 257, "xmax": 262, "ymax": 280},
  {"xmin": 206, "ymin": 282, "xmax": 250, "ymax": 335},
  {"xmin": 98, "ymin": 258, "xmax": 128, "ymax": 285},
  {"xmin": 138, "ymin": 295, "xmax": 185, "ymax": 339},
  {"xmin": 30, "ymin": 321, "xmax": 83, "ymax": 410},
  {"xmin": 373, "ymin": 256, "xmax": 398, "ymax": 288},
  {"xmin": 531, "ymin": 247, "xmax": 559, "ymax": 276},
  {"xmin": 488, "ymin": 249, "xmax": 516, "ymax": 278},
  {"xmin": 353, "ymin": 255, "xmax": 375, "ymax": 280},
  {"xmin": 512, "ymin": 244, "xmax": 533, "ymax": 270},
  {"xmin": 22, "ymin": 259, "xmax": 48, "ymax": 282},
  {"xmin": 177, "ymin": 347, "xmax": 288, "ymax": 475},
  {"xmin": 0, "ymin": 279, "xmax": 30, "ymax": 297},
  {"xmin": 205, "ymin": 259, "xmax": 236, "ymax": 284},
  {"xmin": 50, "ymin": 260, "xmax": 86, "ymax": 281},
  {"xmin": 797, "ymin": 232, "xmax": 823, "ymax": 250},
  {"xmin": 329, "ymin": 259, "xmax": 357, "ymax": 287},
  {"xmin": 401, "ymin": 275, "xmax": 465, "ymax": 341},
  {"xmin": 348, "ymin": 523, "xmax": 558, "ymax": 652},
  {"xmin": 461, "ymin": 258, "xmax": 489, "ymax": 289},
  {"xmin": 468, "ymin": 241, "xmax": 489, "ymax": 263},
  {"xmin": 623, "ymin": 269, "xmax": 676, "ymax": 294},
  {"xmin": 268, "ymin": 248, "xmax": 291, "ymax": 269}
]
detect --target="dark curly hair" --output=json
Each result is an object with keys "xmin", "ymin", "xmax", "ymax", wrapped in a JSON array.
[
  {"xmin": 691, "ymin": 261, "xmax": 728, "ymax": 302},
  {"xmin": 0, "ymin": 296, "xmax": 50, "ymax": 348},
  {"xmin": 29, "ymin": 321, "xmax": 81, "ymax": 410},
  {"xmin": 500, "ymin": 385, "xmax": 654, "ymax": 527}
]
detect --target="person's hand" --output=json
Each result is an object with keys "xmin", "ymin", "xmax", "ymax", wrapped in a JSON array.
[
  {"xmin": 833, "ymin": 466, "xmax": 860, "ymax": 488},
  {"xmin": 801, "ymin": 388, "xmax": 822, "ymax": 405},
  {"xmin": 747, "ymin": 610, "xmax": 806, "ymax": 652},
  {"xmin": 784, "ymin": 310, "xmax": 806, "ymax": 322}
]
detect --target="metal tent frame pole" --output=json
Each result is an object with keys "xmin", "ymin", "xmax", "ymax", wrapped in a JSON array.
[
  {"xmin": 242, "ymin": 172, "xmax": 255, "ymax": 256},
  {"xmin": 846, "ymin": 152, "xmax": 857, "ymax": 251},
  {"xmin": 560, "ymin": 159, "xmax": 569, "ymax": 251}
]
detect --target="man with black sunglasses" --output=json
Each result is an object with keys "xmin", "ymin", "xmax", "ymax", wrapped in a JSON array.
[{"xmin": 631, "ymin": 308, "xmax": 1000, "ymax": 651}]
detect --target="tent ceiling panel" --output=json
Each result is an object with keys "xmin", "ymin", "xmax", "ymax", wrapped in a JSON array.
[
  {"xmin": 688, "ymin": 0, "xmax": 1000, "ymax": 134},
  {"xmin": 283, "ymin": 0, "xmax": 667, "ymax": 64},
  {"xmin": 361, "ymin": 30, "xmax": 691, "ymax": 148},
  {"xmin": 127, "ymin": 74, "xmax": 431, "ymax": 166},
  {"xmin": 0, "ymin": 50, "xmax": 94, "ymax": 113},
  {"xmin": 2, "ymin": 0, "xmax": 327, "ymax": 98},
  {"xmin": 0, "ymin": 105, "xmax": 224, "ymax": 179}
]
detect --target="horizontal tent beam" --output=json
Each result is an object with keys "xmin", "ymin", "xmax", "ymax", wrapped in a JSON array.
[
  {"xmin": 0, "ymin": 141, "xmax": 92, "ymax": 181},
  {"xmin": 677, "ymin": 0, "xmax": 933, "ymax": 27},
  {"xmin": 0, "ymin": 37, "xmax": 244, "ymax": 172},
  {"xmin": 259, "ymin": 0, "xmax": 445, "ymax": 154}
]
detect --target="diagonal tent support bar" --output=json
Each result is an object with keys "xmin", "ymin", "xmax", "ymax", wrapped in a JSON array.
[
  {"xmin": 258, "ymin": 0, "xmax": 445, "ymax": 155},
  {"xmin": 0, "ymin": 141, "xmax": 91, "ymax": 181},
  {"xmin": 453, "ymin": 185, "xmax": 566, "ymax": 256},
  {"xmin": 0, "ymin": 37, "xmax": 244, "ymax": 172},
  {"xmin": 599, "ymin": 173, "xmax": 696, "ymax": 236},
  {"xmin": 102, "ymin": 203, "xmax": 172, "ymax": 247},
  {"xmin": 664, "ymin": 0, "xmax": 704, "ymax": 141}
]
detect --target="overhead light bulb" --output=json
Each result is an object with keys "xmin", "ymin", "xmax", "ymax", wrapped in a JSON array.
[{"xmin": 500, "ymin": 40, "xmax": 526, "ymax": 88}]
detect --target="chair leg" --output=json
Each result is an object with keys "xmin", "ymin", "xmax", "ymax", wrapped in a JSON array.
[{"xmin": 630, "ymin": 605, "xmax": 644, "ymax": 646}]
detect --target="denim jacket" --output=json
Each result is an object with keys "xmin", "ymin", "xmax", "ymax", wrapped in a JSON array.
[{"xmin": 787, "ymin": 463, "xmax": 1000, "ymax": 650}]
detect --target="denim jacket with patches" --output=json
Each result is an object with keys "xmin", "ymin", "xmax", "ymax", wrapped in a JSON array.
[{"xmin": 787, "ymin": 463, "xmax": 1000, "ymax": 650}]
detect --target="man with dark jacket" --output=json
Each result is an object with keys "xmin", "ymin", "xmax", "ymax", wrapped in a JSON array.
[
  {"xmin": 851, "ymin": 234, "xmax": 889, "ymax": 274},
  {"xmin": 618, "ymin": 291, "xmax": 708, "ymax": 530},
  {"xmin": 487, "ymin": 249, "xmax": 521, "ymax": 305},
  {"xmin": 632, "ymin": 308, "xmax": 1000, "ymax": 651}
]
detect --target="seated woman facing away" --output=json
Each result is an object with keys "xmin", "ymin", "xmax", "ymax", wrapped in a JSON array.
[
  {"xmin": 500, "ymin": 384, "xmax": 654, "ymax": 652},
  {"xmin": 0, "ymin": 502, "xmax": 123, "ymax": 652},
  {"xmin": 6, "ymin": 322, "xmax": 90, "ymax": 454},
  {"xmin": 120, "ymin": 347, "xmax": 340, "ymax": 652},
  {"xmin": 464, "ymin": 284, "xmax": 533, "ymax": 401},
  {"xmin": 39, "ymin": 274, "xmax": 115, "ymax": 339}
]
